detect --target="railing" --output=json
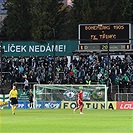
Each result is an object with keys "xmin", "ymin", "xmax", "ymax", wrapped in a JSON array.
[
  {"xmin": 13, "ymin": 82, "xmax": 38, "ymax": 91},
  {"xmin": 115, "ymin": 93, "xmax": 133, "ymax": 101}
]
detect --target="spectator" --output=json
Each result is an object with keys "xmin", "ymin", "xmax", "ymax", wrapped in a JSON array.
[
  {"xmin": 97, "ymin": 72, "xmax": 102, "ymax": 81},
  {"xmin": 99, "ymin": 75, "xmax": 106, "ymax": 84},
  {"xmin": 122, "ymin": 73, "xmax": 129, "ymax": 87},
  {"xmin": 114, "ymin": 75, "xmax": 120, "ymax": 85},
  {"xmin": 119, "ymin": 78, "xmax": 124, "ymax": 93},
  {"xmin": 126, "ymin": 80, "xmax": 131, "ymax": 93},
  {"xmin": 61, "ymin": 76, "xmax": 68, "ymax": 84},
  {"xmin": 24, "ymin": 78, "xmax": 29, "ymax": 92}
]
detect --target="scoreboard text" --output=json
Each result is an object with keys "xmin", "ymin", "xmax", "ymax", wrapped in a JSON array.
[{"xmin": 79, "ymin": 23, "xmax": 131, "ymax": 44}]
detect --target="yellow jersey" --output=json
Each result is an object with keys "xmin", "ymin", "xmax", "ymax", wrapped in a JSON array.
[{"xmin": 9, "ymin": 89, "xmax": 18, "ymax": 98}]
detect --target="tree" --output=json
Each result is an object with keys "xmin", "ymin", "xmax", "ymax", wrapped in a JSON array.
[
  {"xmin": 1, "ymin": 0, "xmax": 132, "ymax": 40},
  {"xmin": 31, "ymin": 0, "xmax": 68, "ymax": 40},
  {"xmin": 2, "ymin": 0, "xmax": 33, "ymax": 40}
]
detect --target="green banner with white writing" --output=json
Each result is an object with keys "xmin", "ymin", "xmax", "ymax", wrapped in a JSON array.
[{"xmin": 2, "ymin": 40, "xmax": 78, "ymax": 57}]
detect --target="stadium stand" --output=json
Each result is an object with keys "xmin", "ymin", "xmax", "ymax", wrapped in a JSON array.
[{"xmin": 0, "ymin": 54, "xmax": 132, "ymax": 101}]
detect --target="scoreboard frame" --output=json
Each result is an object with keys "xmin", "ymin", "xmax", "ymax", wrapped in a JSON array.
[{"xmin": 78, "ymin": 23, "xmax": 131, "ymax": 44}]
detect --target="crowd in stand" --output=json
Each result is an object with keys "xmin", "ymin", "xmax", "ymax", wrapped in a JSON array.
[{"xmin": 0, "ymin": 54, "xmax": 133, "ymax": 93}]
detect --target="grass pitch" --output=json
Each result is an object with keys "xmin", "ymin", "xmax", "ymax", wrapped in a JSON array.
[{"xmin": 0, "ymin": 109, "xmax": 132, "ymax": 133}]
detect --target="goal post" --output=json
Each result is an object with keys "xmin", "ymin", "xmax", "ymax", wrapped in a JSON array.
[{"xmin": 33, "ymin": 84, "xmax": 108, "ymax": 109}]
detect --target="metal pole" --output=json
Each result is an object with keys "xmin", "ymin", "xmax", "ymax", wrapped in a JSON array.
[
  {"xmin": 107, "ymin": 40, "xmax": 110, "ymax": 87},
  {"xmin": 0, "ymin": 41, "xmax": 2, "ymax": 87},
  {"xmin": 52, "ymin": 28, "xmax": 56, "ymax": 81},
  {"xmin": 107, "ymin": 40, "xmax": 110, "ymax": 100},
  {"xmin": 110, "ymin": 82, "xmax": 112, "ymax": 93},
  {"xmin": 117, "ymin": 85, "xmax": 120, "ymax": 101}
]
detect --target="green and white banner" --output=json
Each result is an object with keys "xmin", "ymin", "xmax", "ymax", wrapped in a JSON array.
[
  {"xmin": 0, "ymin": 94, "xmax": 9, "ymax": 102},
  {"xmin": 0, "ymin": 94, "xmax": 9, "ymax": 109},
  {"xmin": 2, "ymin": 40, "xmax": 78, "ymax": 57}
]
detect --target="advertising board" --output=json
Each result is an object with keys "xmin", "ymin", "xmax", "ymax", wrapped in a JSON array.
[
  {"xmin": 61, "ymin": 101, "xmax": 116, "ymax": 110},
  {"xmin": 117, "ymin": 102, "xmax": 133, "ymax": 110}
]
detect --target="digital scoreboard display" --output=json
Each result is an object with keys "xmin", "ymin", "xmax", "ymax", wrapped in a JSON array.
[{"xmin": 79, "ymin": 23, "xmax": 131, "ymax": 44}]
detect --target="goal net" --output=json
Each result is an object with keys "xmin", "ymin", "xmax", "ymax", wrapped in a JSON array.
[{"xmin": 33, "ymin": 84, "xmax": 108, "ymax": 109}]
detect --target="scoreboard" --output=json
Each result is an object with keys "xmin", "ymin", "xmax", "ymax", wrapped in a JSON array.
[
  {"xmin": 79, "ymin": 23, "xmax": 131, "ymax": 44},
  {"xmin": 78, "ymin": 23, "xmax": 131, "ymax": 51}
]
